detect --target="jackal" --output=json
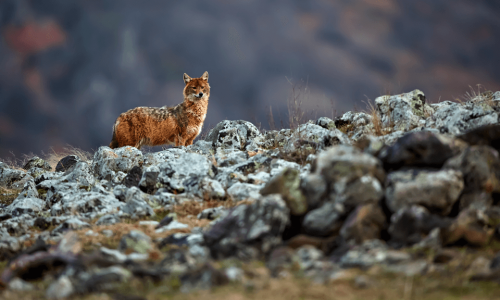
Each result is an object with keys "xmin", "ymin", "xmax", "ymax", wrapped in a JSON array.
[{"xmin": 109, "ymin": 71, "xmax": 210, "ymax": 149}]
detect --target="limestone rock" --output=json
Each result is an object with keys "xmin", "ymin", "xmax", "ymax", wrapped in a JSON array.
[
  {"xmin": 340, "ymin": 203, "xmax": 386, "ymax": 244},
  {"xmin": 205, "ymin": 120, "xmax": 261, "ymax": 150},
  {"xmin": 385, "ymin": 169, "xmax": 464, "ymax": 215},
  {"xmin": 375, "ymin": 89, "xmax": 432, "ymax": 131},
  {"xmin": 203, "ymin": 194, "xmax": 289, "ymax": 259},
  {"xmin": 261, "ymin": 168, "xmax": 307, "ymax": 215},
  {"xmin": 92, "ymin": 146, "xmax": 144, "ymax": 180},
  {"xmin": 55, "ymin": 155, "xmax": 81, "ymax": 172}
]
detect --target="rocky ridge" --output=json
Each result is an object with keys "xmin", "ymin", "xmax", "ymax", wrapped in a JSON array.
[{"xmin": 2, "ymin": 90, "xmax": 500, "ymax": 298}]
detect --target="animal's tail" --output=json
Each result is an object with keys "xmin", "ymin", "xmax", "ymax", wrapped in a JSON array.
[{"xmin": 109, "ymin": 123, "xmax": 119, "ymax": 149}]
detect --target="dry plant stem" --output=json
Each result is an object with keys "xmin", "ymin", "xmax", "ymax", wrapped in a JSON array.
[
  {"xmin": 268, "ymin": 106, "xmax": 276, "ymax": 131},
  {"xmin": 362, "ymin": 97, "xmax": 384, "ymax": 136},
  {"xmin": 286, "ymin": 77, "xmax": 306, "ymax": 131}
]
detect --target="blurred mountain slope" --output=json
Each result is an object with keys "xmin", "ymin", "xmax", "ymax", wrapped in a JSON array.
[{"xmin": 0, "ymin": 0, "xmax": 499, "ymax": 157}]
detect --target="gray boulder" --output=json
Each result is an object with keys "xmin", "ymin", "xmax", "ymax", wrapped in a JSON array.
[
  {"xmin": 313, "ymin": 145, "xmax": 385, "ymax": 184},
  {"xmin": 336, "ymin": 112, "xmax": 374, "ymax": 140},
  {"xmin": 187, "ymin": 140, "xmax": 214, "ymax": 156},
  {"xmin": 261, "ymin": 168, "xmax": 307, "ymax": 215},
  {"xmin": 385, "ymin": 169, "xmax": 464, "ymax": 215},
  {"xmin": 333, "ymin": 175, "xmax": 384, "ymax": 209},
  {"xmin": 205, "ymin": 120, "xmax": 261, "ymax": 150},
  {"xmin": 197, "ymin": 207, "xmax": 227, "ymax": 220},
  {"xmin": 257, "ymin": 129, "xmax": 293, "ymax": 149},
  {"xmin": 457, "ymin": 124, "xmax": 500, "ymax": 151},
  {"xmin": 427, "ymin": 100, "xmax": 499, "ymax": 135},
  {"xmin": 340, "ymin": 203, "xmax": 386, "ymax": 244},
  {"xmin": 143, "ymin": 147, "xmax": 186, "ymax": 167},
  {"xmin": 300, "ymin": 173, "xmax": 327, "ymax": 210},
  {"xmin": 339, "ymin": 239, "xmax": 411, "ymax": 270},
  {"xmin": 16, "ymin": 177, "xmax": 39, "ymax": 199},
  {"xmin": 284, "ymin": 123, "xmax": 350, "ymax": 153},
  {"xmin": 40, "ymin": 182, "xmax": 80, "ymax": 206},
  {"xmin": 442, "ymin": 208, "xmax": 494, "ymax": 247},
  {"xmin": 203, "ymin": 194, "xmax": 289, "ymax": 259},
  {"xmin": 0, "ymin": 236, "xmax": 21, "ymax": 260},
  {"xmin": 388, "ymin": 205, "xmax": 451, "ymax": 248},
  {"xmin": 269, "ymin": 159, "xmax": 302, "ymax": 177},
  {"xmin": 0, "ymin": 163, "xmax": 28, "ymax": 189},
  {"xmin": 52, "ymin": 191, "xmax": 123, "ymax": 218},
  {"xmin": 227, "ymin": 182, "xmax": 261, "ymax": 201},
  {"xmin": 138, "ymin": 165, "xmax": 159, "ymax": 193},
  {"xmin": 52, "ymin": 218, "xmax": 91, "ymax": 234},
  {"xmin": 6, "ymin": 197, "xmax": 45, "ymax": 216},
  {"xmin": 118, "ymin": 230, "xmax": 153, "ymax": 254},
  {"xmin": 121, "ymin": 187, "xmax": 156, "ymax": 218},
  {"xmin": 46, "ymin": 275, "xmax": 74, "ymax": 299},
  {"xmin": 302, "ymin": 202, "xmax": 345, "ymax": 237},
  {"xmin": 215, "ymin": 149, "xmax": 248, "ymax": 167},
  {"xmin": 0, "ymin": 215, "xmax": 35, "ymax": 236},
  {"xmin": 55, "ymin": 155, "xmax": 81, "ymax": 172},
  {"xmin": 92, "ymin": 146, "xmax": 144, "ymax": 180},
  {"xmin": 195, "ymin": 177, "xmax": 226, "ymax": 199},
  {"xmin": 23, "ymin": 156, "xmax": 51, "ymax": 171},
  {"xmin": 315, "ymin": 116, "xmax": 337, "ymax": 130},
  {"xmin": 375, "ymin": 89, "xmax": 433, "ymax": 131},
  {"xmin": 444, "ymin": 146, "xmax": 500, "ymax": 210},
  {"xmin": 157, "ymin": 152, "xmax": 214, "ymax": 193},
  {"xmin": 96, "ymin": 214, "xmax": 121, "ymax": 226},
  {"xmin": 378, "ymin": 131, "xmax": 458, "ymax": 170},
  {"xmin": 57, "ymin": 161, "xmax": 94, "ymax": 189},
  {"xmin": 312, "ymin": 146, "xmax": 385, "ymax": 210}
]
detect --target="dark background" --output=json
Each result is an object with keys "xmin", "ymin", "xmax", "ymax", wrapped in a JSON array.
[{"xmin": 1, "ymin": 0, "xmax": 500, "ymax": 158}]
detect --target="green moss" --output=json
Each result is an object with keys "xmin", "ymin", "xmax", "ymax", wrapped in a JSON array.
[
  {"xmin": 37, "ymin": 188, "xmax": 47, "ymax": 199},
  {"xmin": 150, "ymin": 209, "xmax": 173, "ymax": 222},
  {"xmin": 167, "ymin": 275, "xmax": 181, "ymax": 291}
]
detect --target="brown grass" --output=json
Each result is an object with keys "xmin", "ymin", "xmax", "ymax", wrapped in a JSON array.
[
  {"xmin": 169, "ymin": 199, "xmax": 252, "ymax": 219},
  {"xmin": 362, "ymin": 96, "xmax": 394, "ymax": 137},
  {"xmin": 0, "ymin": 187, "xmax": 20, "ymax": 206},
  {"xmin": 0, "ymin": 145, "xmax": 92, "ymax": 172},
  {"xmin": 363, "ymin": 97, "xmax": 384, "ymax": 136},
  {"xmin": 0, "ymin": 152, "xmax": 35, "ymax": 170},
  {"xmin": 461, "ymin": 84, "xmax": 495, "ymax": 107},
  {"xmin": 286, "ymin": 77, "xmax": 307, "ymax": 131},
  {"xmin": 71, "ymin": 199, "xmax": 252, "ymax": 252},
  {"xmin": 3, "ymin": 267, "xmax": 498, "ymax": 300},
  {"xmin": 44, "ymin": 145, "xmax": 93, "ymax": 171}
]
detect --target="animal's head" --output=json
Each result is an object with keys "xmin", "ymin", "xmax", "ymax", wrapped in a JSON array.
[{"xmin": 183, "ymin": 71, "xmax": 210, "ymax": 102}]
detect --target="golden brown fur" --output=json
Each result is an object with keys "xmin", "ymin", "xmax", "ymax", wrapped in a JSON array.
[{"xmin": 109, "ymin": 71, "xmax": 210, "ymax": 149}]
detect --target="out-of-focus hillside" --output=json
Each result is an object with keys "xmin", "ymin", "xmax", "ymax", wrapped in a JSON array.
[{"xmin": 0, "ymin": 0, "xmax": 499, "ymax": 157}]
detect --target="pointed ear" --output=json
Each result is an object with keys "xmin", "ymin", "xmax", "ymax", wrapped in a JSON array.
[
  {"xmin": 183, "ymin": 73, "xmax": 192, "ymax": 84},
  {"xmin": 201, "ymin": 71, "xmax": 209, "ymax": 81}
]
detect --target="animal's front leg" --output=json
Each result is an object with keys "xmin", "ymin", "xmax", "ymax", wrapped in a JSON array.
[
  {"xmin": 185, "ymin": 137, "xmax": 195, "ymax": 146},
  {"xmin": 175, "ymin": 134, "xmax": 185, "ymax": 147}
]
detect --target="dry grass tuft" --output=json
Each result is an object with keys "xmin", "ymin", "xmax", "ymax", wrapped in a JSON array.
[
  {"xmin": 169, "ymin": 199, "xmax": 247, "ymax": 219},
  {"xmin": 363, "ymin": 97, "xmax": 385, "ymax": 136},
  {"xmin": 0, "ymin": 152, "xmax": 35, "ymax": 170},
  {"xmin": 0, "ymin": 145, "xmax": 92, "ymax": 172},
  {"xmin": 461, "ymin": 84, "xmax": 495, "ymax": 106},
  {"xmin": 286, "ymin": 77, "xmax": 307, "ymax": 131},
  {"xmin": 44, "ymin": 145, "xmax": 93, "ymax": 171}
]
